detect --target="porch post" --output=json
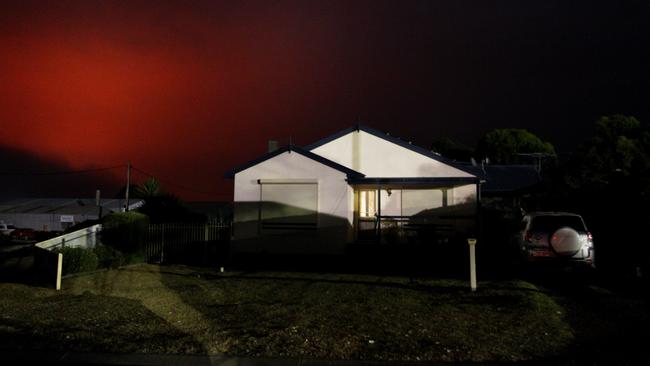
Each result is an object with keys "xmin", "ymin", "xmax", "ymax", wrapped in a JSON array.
[
  {"xmin": 376, "ymin": 184, "xmax": 381, "ymax": 241},
  {"xmin": 476, "ymin": 180, "xmax": 482, "ymax": 241},
  {"xmin": 442, "ymin": 188, "xmax": 448, "ymax": 207}
]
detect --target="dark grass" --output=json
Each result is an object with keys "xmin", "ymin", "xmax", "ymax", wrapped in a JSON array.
[
  {"xmin": 0, "ymin": 263, "xmax": 588, "ymax": 362},
  {"xmin": 5, "ymin": 223, "xmax": 649, "ymax": 364}
]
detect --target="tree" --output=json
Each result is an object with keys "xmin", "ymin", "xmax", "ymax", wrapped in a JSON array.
[
  {"xmin": 430, "ymin": 137, "xmax": 474, "ymax": 161},
  {"xmin": 116, "ymin": 178, "xmax": 204, "ymax": 223},
  {"xmin": 134, "ymin": 178, "xmax": 160, "ymax": 198},
  {"xmin": 475, "ymin": 129, "xmax": 555, "ymax": 164},
  {"xmin": 566, "ymin": 115, "xmax": 649, "ymax": 189},
  {"xmin": 559, "ymin": 115, "xmax": 650, "ymax": 275},
  {"xmin": 137, "ymin": 179, "xmax": 206, "ymax": 223}
]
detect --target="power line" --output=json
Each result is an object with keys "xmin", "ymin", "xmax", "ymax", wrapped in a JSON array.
[
  {"xmin": 0, "ymin": 163, "xmax": 230, "ymax": 199},
  {"xmin": 131, "ymin": 166, "xmax": 228, "ymax": 198},
  {"xmin": 0, "ymin": 164, "xmax": 126, "ymax": 176}
]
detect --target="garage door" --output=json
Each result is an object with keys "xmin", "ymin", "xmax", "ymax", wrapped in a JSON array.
[{"xmin": 259, "ymin": 180, "xmax": 318, "ymax": 231}]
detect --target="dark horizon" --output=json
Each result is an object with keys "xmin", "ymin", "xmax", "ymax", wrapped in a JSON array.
[{"xmin": 2, "ymin": 0, "xmax": 649, "ymax": 200}]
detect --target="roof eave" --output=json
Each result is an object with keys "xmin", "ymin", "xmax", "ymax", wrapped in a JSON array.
[
  {"xmin": 225, "ymin": 145, "xmax": 365, "ymax": 180},
  {"xmin": 347, "ymin": 177, "xmax": 480, "ymax": 185}
]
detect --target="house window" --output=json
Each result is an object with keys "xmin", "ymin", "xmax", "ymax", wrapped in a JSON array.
[
  {"xmin": 359, "ymin": 190, "xmax": 377, "ymax": 218},
  {"xmin": 402, "ymin": 189, "xmax": 444, "ymax": 216}
]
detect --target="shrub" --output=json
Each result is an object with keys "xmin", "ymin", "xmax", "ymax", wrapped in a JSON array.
[
  {"xmin": 123, "ymin": 251, "xmax": 145, "ymax": 265},
  {"xmin": 93, "ymin": 245, "xmax": 125, "ymax": 269},
  {"xmin": 58, "ymin": 247, "xmax": 98, "ymax": 276},
  {"xmin": 101, "ymin": 212, "xmax": 150, "ymax": 254}
]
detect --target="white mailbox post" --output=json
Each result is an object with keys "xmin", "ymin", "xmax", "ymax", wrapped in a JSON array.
[{"xmin": 467, "ymin": 238, "xmax": 477, "ymax": 292}]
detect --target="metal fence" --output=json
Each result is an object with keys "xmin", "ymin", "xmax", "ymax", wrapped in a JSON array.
[{"xmin": 144, "ymin": 223, "xmax": 231, "ymax": 265}]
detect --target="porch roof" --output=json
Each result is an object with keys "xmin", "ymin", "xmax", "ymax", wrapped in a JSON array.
[{"xmin": 347, "ymin": 177, "xmax": 479, "ymax": 186}]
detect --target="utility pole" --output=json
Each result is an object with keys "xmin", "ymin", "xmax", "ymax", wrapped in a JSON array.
[
  {"xmin": 96, "ymin": 189, "xmax": 103, "ymax": 219},
  {"xmin": 125, "ymin": 162, "xmax": 131, "ymax": 212}
]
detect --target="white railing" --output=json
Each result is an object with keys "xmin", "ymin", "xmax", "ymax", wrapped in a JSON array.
[{"xmin": 35, "ymin": 224, "xmax": 102, "ymax": 251}]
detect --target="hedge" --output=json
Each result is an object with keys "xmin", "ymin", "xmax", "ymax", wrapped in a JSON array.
[
  {"xmin": 58, "ymin": 247, "xmax": 99, "ymax": 276},
  {"xmin": 100, "ymin": 211, "xmax": 150, "ymax": 254}
]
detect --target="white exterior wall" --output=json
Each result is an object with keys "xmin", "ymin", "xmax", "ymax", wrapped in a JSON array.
[
  {"xmin": 311, "ymin": 130, "xmax": 474, "ymax": 178},
  {"xmin": 233, "ymin": 150, "xmax": 353, "ymax": 253}
]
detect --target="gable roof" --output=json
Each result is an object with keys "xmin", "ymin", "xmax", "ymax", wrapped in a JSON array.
[
  {"xmin": 224, "ymin": 145, "xmax": 365, "ymax": 179},
  {"xmin": 303, "ymin": 124, "xmax": 477, "ymax": 176}
]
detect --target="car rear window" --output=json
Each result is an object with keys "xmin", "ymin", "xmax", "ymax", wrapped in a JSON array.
[{"xmin": 530, "ymin": 216, "xmax": 586, "ymax": 232}]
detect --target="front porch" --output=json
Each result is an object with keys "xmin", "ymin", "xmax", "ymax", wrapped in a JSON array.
[{"xmin": 350, "ymin": 178, "xmax": 479, "ymax": 245}]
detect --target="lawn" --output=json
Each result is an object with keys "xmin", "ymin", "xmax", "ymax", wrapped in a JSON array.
[{"xmin": 0, "ymin": 264, "xmax": 647, "ymax": 362}]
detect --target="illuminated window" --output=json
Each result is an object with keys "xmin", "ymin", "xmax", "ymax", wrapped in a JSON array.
[{"xmin": 359, "ymin": 190, "xmax": 377, "ymax": 218}]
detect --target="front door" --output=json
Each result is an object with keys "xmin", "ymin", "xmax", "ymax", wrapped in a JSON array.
[{"xmin": 356, "ymin": 189, "xmax": 378, "ymax": 241}]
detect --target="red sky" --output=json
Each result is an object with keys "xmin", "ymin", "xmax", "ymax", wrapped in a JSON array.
[
  {"xmin": 0, "ymin": 1, "xmax": 350, "ymax": 200},
  {"xmin": 1, "ymin": 1, "xmax": 649, "ymax": 200}
]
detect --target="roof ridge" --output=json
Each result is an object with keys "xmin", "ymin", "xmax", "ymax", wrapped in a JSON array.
[
  {"xmin": 303, "ymin": 124, "xmax": 477, "ymax": 176},
  {"xmin": 224, "ymin": 145, "xmax": 365, "ymax": 179}
]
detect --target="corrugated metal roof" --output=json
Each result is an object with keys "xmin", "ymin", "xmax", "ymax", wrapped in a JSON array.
[
  {"xmin": 0, "ymin": 198, "xmax": 144, "ymax": 215},
  {"xmin": 459, "ymin": 165, "xmax": 541, "ymax": 193}
]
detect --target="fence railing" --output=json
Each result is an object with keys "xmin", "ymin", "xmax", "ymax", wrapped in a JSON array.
[
  {"xmin": 33, "ymin": 224, "xmax": 102, "ymax": 290},
  {"xmin": 35, "ymin": 224, "xmax": 102, "ymax": 251},
  {"xmin": 144, "ymin": 222, "xmax": 231, "ymax": 265}
]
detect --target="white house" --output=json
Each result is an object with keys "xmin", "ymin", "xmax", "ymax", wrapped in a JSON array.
[{"xmin": 226, "ymin": 125, "xmax": 486, "ymax": 254}]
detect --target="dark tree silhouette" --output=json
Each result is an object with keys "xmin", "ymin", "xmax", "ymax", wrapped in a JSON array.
[
  {"xmin": 476, "ymin": 129, "xmax": 555, "ymax": 164},
  {"xmin": 430, "ymin": 137, "xmax": 474, "ymax": 161}
]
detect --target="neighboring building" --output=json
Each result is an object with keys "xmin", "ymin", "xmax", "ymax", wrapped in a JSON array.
[
  {"xmin": 0, "ymin": 198, "xmax": 144, "ymax": 232},
  {"xmin": 226, "ymin": 125, "xmax": 484, "ymax": 254},
  {"xmin": 463, "ymin": 164, "xmax": 543, "ymax": 223}
]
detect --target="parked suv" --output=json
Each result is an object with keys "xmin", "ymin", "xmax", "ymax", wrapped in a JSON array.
[{"xmin": 515, "ymin": 212, "xmax": 594, "ymax": 268}]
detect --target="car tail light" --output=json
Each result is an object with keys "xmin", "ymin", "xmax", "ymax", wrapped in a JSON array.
[{"xmin": 524, "ymin": 231, "xmax": 532, "ymax": 242}]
